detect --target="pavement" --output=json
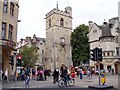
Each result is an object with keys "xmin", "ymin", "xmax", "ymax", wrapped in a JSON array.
[{"xmin": 1, "ymin": 74, "xmax": 119, "ymax": 89}]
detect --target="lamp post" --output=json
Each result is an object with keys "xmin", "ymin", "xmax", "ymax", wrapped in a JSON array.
[
  {"xmin": 116, "ymin": 26, "xmax": 120, "ymax": 89},
  {"xmin": 13, "ymin": 51, "xmax": 17, "ymax": 87},
  {"xmin": 116, "ymin": 27, "xmax": 120, "ymax": 60}
]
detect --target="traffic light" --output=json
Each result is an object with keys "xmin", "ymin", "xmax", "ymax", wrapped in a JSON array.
[
  {"xmin": 90, "ymin": 47, "xmax": 103, "ymax": 62},
  {"xmin": 9, "ymin": 55, "xmax": 14, "ymax": 66},
  {"xmin": 90, "ymin": 48, "xmax": 97, "ymax": 61},
  {"xmin": 98, "ymin": 48, "xmax": 103, "ymax": 62}
]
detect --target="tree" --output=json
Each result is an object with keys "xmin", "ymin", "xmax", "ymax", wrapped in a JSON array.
[
  {"xmin": 71, "ymin": 24, "xmax": 90, "ymax": 66},
  {"xmin": 19, "ymin": 45, "xmax": 39, "ymax": 68}
]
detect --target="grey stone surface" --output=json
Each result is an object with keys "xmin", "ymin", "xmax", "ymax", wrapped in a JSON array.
[{"xmin": 2, "ymin": 75, "xmax": 118, "ymax": 89}]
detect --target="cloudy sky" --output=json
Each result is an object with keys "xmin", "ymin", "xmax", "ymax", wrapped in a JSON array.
[{"xmin": 17, "ymin": 0, "xmax": 120, "ymax": 41}]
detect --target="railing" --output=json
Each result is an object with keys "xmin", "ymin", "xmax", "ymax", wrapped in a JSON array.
[{"xmin": 0, "ymin": 38, "xmax": 16, "ymax": 49}]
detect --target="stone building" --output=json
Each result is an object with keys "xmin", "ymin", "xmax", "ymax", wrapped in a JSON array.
[
  {"xmin": 0, "ymin": 0, "xmax": 19, "ymax": 76},
  {"xmin": 17, "ymin": 35, "xmax": 46, "ymax": 70},
  {"xmin": 17, "ymin": 5, "xmax": 73, "ymax": 72},
  {"xmin": 88, "ymin": 17, "xmax": 120, "ymax": 74},
  {"xmin": 45, "ymin": 5, "xmax": 73, "ymax": 71}
]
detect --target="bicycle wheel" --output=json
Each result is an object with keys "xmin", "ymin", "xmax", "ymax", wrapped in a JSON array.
[
  {"xmin": 58, "ymin": 79, "xmax": 65, "ymax": 88},
  {"xmin": 68, "ymin": 78, "xmax": 75, "ymax": 87}
]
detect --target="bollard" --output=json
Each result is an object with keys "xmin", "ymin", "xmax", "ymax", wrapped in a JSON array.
[{"xmin": 100, "ymin": 69, "xmax": 106, "ymax": 85}]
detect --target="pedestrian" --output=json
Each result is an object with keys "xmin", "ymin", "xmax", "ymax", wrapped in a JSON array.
[
  {"xmin": 56, "ymin": 68, "xmax": 59, "ymax": 82},
  {"xmin": 79, "ymin": 68, "xmax": 83, "ymax": 79},
  {"xmin": 39, "ymin": 69, "xmax": 44, "ymax": 81},
  {"xmin": 21, "ymin": 69, "xmax": 25, "ymax": 80},
  {"xmin": 71, "ymin": 67, "xmax": 75, "ymax": 79},
  {"xmin": 32, "ymin": 68, "xmax": 36, "ymax": 80},
  {"xmin": 5, "ymin": 69, "xmax": 9, "ymax": 82},
  {"xmin": 87, "ymin": 69, "xmax": 90, "ymax": 77},
  {"xmin": 112, "ymin": 68, "xmax": 114, "ymax": 75},
  {"xmin": 52, "ymin": 68, "xmax": 59, "ymax": 84},
  {"xmin": 44, "ymin": 69, "xmax": 47, "ymax": 81}
]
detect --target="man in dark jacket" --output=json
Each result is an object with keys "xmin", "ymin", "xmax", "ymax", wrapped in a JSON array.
[
  {"xmin": 53, "ymin": 68, "xmax": 59, "ymax": 84},
  {"xmin": 44, "ymin": 70, "xmax": 47, "ymax": 81}
]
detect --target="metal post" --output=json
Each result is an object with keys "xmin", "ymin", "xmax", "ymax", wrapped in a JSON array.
[
  {"xmin": 98, "ymin": 63, "xmax": 101, "ymax": 86},
  {"xmin": 13, "ymin": 52, "xmax": 17, "ymax": 87}
]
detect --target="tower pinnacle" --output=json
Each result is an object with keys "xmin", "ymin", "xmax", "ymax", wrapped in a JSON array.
[{"xmin": 56, "ymin": 0, "xmax": 58, "ymax": 10}]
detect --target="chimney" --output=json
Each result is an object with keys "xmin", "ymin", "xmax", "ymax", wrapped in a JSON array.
[{"xmin": 88, "ymin": 21, "xmax": 93, "ymax": 30}]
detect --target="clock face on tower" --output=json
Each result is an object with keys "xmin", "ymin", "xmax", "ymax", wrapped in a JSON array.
[
  {"xmin": 61, "ymin": 38, "xmax": 65, "ymax": 43},
  {"xmin": 60, "ymin": 37, "xmax": 66, "ymax": 47}
]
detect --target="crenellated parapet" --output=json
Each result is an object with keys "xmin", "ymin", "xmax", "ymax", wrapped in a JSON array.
[{"xmin": 45, "ymin": 6, "xmax": 72, "ymax": 18}]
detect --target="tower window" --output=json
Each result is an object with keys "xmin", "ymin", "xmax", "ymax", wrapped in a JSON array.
[
  {"xmin": 2, "ymin": 22, "xmax": 7, "ymax": 39},
  {"xmin": 49, "ymin": 19, "xmax": 51, "ymax": 27},
  {"xmin": 60, "ymin": 18, "xmax": 64, "ymax": 26},
  {"xmin": 3, "ymin": 0, "xmax": 8, "ymax": 13}
]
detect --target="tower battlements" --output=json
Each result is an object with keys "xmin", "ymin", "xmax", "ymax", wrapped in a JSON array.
[{"xmin": 45, "ymin": 6, "xmax": 72, "ymax": 18}]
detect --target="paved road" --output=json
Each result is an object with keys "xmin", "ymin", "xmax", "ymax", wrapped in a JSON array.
[{"xmin": 1, "ymin": 74, "xmax": 119, "ymax": 89}]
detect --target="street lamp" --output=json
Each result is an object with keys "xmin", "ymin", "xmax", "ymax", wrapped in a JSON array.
[{"xmin": 116, "ymin": 27, "xmax": 120, "ymax": 61}]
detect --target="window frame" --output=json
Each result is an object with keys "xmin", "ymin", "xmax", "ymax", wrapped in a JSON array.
[
  {"xmin": 2, "ymin": 22, "xmax": 7, "ymax": 39},
  {"xmin": 10, "ymin": 2, "xmax": 14, "ymax": 16},
  {"xmin": 60, "ymin": 18, "xmax": 64, "ymax": 26},
  {"xmin": 49, "ymin": 19, "xmax": 51, "ymax": 27},
  {"xmin": 8, "ymin": 24, "xmax": 13, "ymax": 40},
  {"xmin": 3, "ymin": 0, "xmax": 8, "ymax": 13}
]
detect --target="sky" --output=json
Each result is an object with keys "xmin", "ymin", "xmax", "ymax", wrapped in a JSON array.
[{"xmin": 17, "ymin": 0, "xmax": 120, "ymax": 41}]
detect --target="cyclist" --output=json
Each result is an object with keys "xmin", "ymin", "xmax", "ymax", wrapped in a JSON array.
[{"xmin": 62, "ymin": 67, "xmax": 70, "ymax": 85}]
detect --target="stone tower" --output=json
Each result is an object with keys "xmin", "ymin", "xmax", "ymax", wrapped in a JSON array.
[{"xmin": 45, "ymin": 5, "xmax": 73, "ymax": 71}]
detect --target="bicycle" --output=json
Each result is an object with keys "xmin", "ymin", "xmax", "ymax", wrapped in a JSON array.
[{"xmin": 58, "ymin": 76, "xmax": 75, "ymax": 88}]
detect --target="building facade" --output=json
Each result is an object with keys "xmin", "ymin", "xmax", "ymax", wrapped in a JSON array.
[
  {"xmin": 17, "ymin": 35, "xmax": 46, "ymax": 70},
  {"xmin": 45, "ymin": 6, "xmax": 73, "ymax": 71},
  {"xmin": 88, "ymin": 17, "xmax": 120, "ymax": 74},
  {"xmin": 0, "ymin": 0, "xmax": 19, "ymax": 76}
]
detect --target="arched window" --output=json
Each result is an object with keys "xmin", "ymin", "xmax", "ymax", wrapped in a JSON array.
[
  {"xmin": 60, "ymin": 18, "xmax": 64, "ymax": 26},
  {"xmin": 49, "ymin": 19, "xmax": 51, "ymax": 27}
]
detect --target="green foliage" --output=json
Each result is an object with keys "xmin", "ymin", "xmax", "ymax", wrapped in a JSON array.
[
  {"xmin": 71, "ymin": 24, "xmax": 90, "ymax": 66},
  {"xmin": 19, "ymin": 45, "xmax": 39, "ymax": 68}
]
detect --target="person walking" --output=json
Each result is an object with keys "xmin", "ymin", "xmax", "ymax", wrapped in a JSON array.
[
  {"xmin": 71, "ymin": 67, "xmax": 75, "ymax": 79},
  {"xmin": 56, "ymin": 68, "xmax": 59, "ymax": 82},
  {"xmin": 79, "ymin": 68, "xmax": 83, "ymax": 79},
  {"xmin": 44, "ymin": 69, "xmax": 47, "ymax": 81},
  {"xmin": 112, "ymin": 68, "xmax": 114, "ymax": 75},
  {"xmin": 5, "ymin": 69, "xmax": 9, "ymax": 82},
  {"xmin": 53, "ymin": 68, "xmax": 59, "ymax": 84},
  {"xmin": 32, "ymin": 68, "xmax": 36, "ymax": 80}
]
